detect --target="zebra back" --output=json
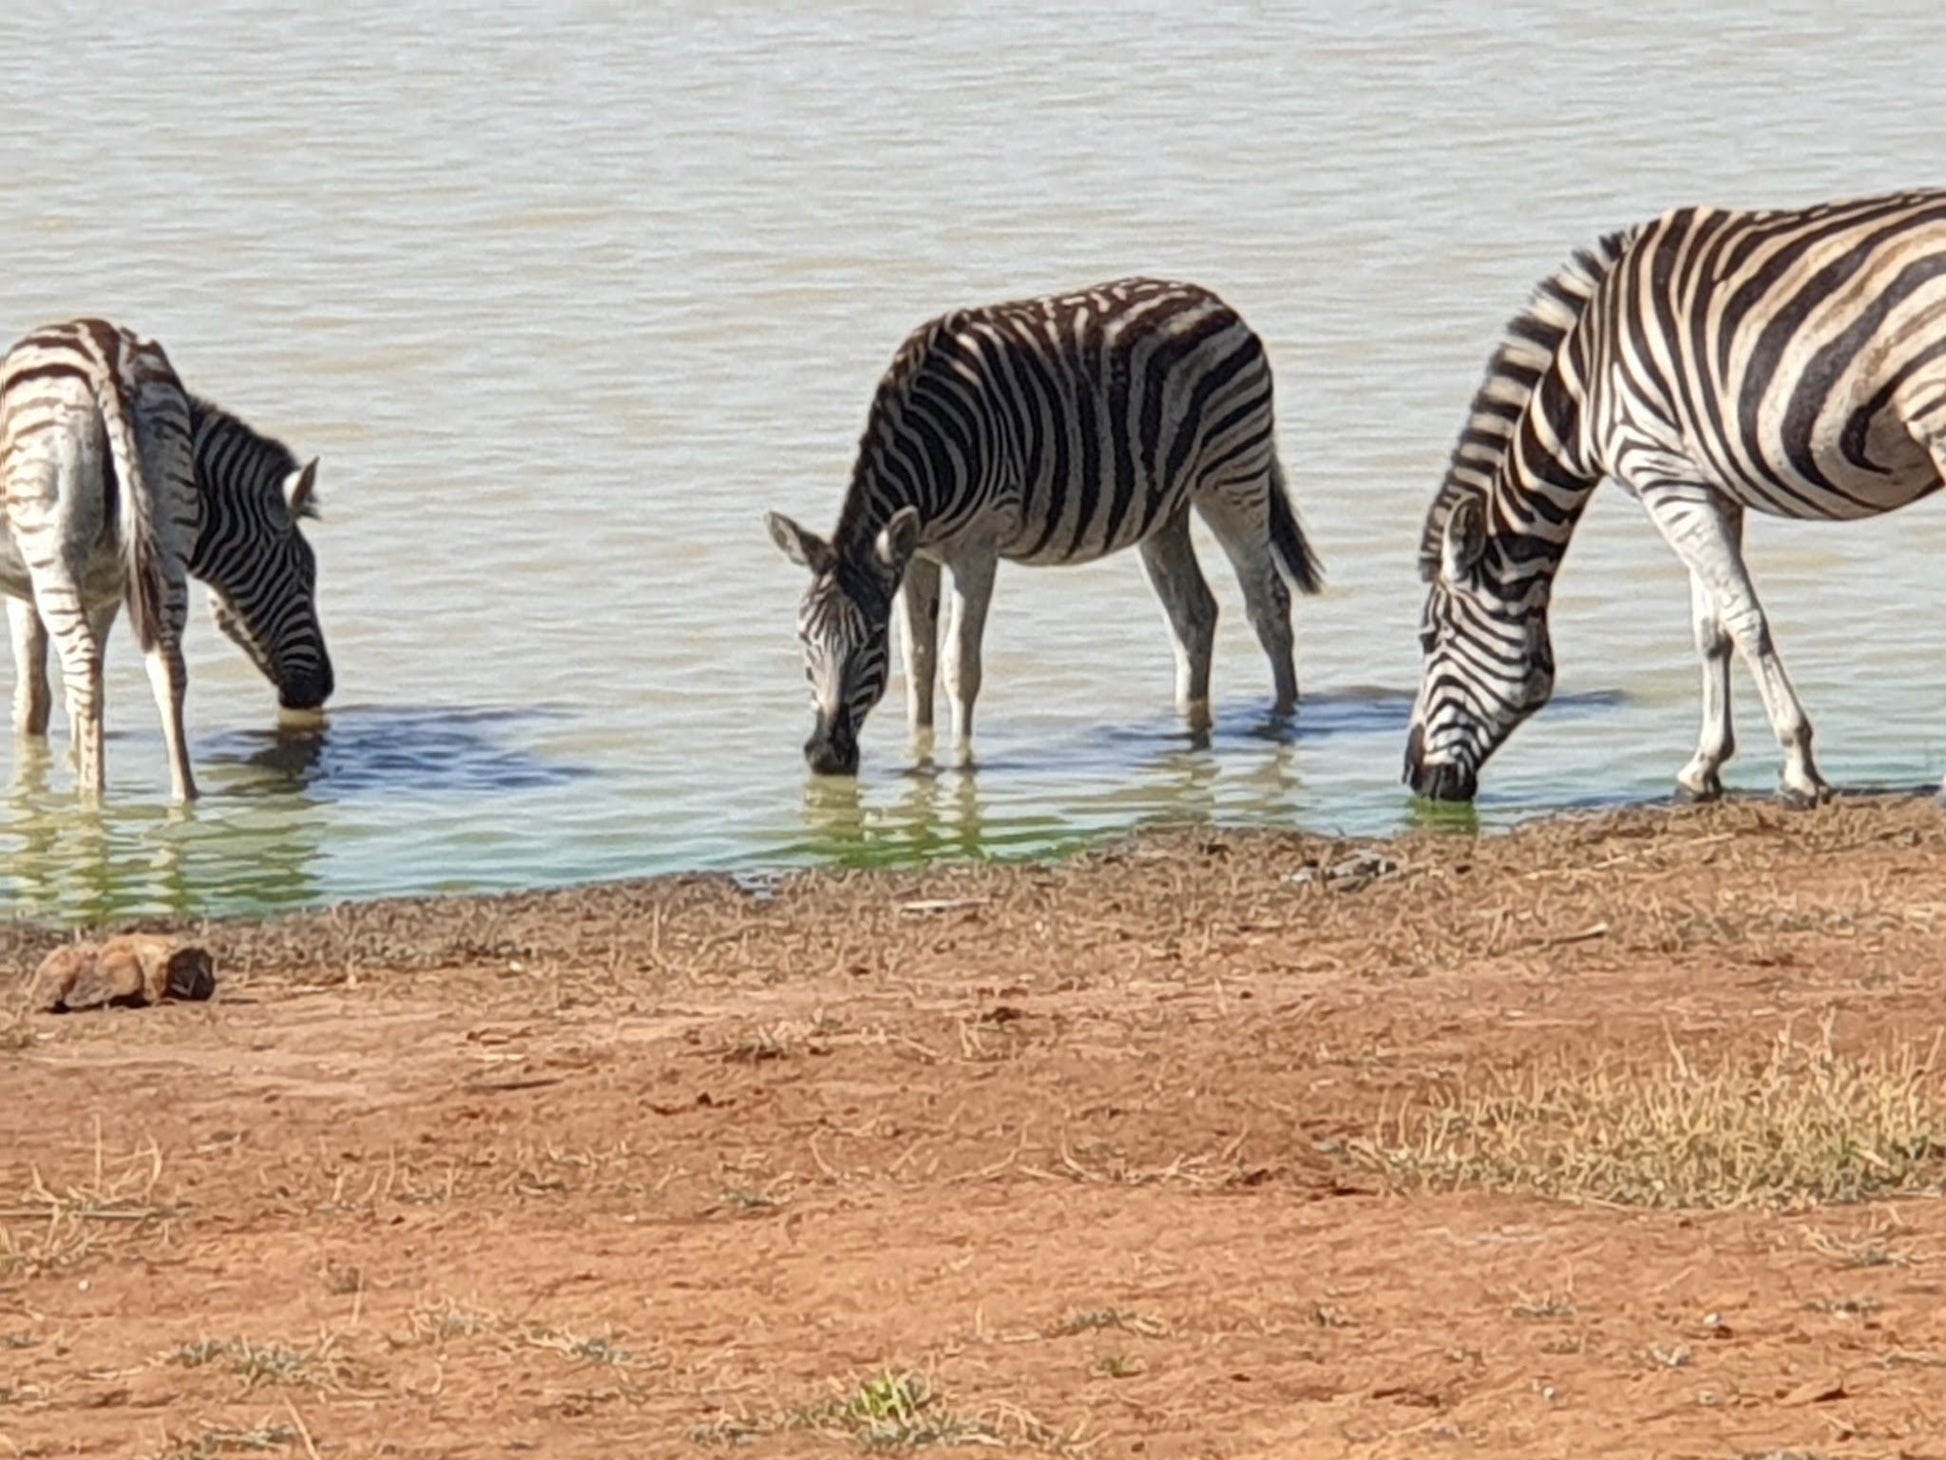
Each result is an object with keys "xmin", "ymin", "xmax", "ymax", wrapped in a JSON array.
[
  {"xmin": 835, "ymin": 278, "xmax": 1283, "ymax": 566},
  {"xmin": 1418, "ymin": 228, "xmax": 1640, "ymax": 578}
]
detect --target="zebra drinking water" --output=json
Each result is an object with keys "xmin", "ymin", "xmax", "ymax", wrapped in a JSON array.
[
  {"xmin": 0, "ymin": 319, "xmax": 332, "ymax": 802},
  {"xmin": 1405, "ymin": 189, "xmax": 1946, "ymax": 804},
  {"xmin": 768, "ymin": 278, "xmax": 1323, "ymax": 776}
]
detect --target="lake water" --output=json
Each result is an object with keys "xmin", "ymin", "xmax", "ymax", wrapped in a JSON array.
[{"xmin": 3, "ymin": 2, "xmax": 1946, "ymax": 921}]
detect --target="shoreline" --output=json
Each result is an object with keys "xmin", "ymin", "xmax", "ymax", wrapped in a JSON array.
[
  {"xmin": 5, "ymin": 792, "xmax": 1946, "ymax": 1453},
  {"xmin": 7, "ymin": 788, "xmax": 1933, "ymax": 975}
]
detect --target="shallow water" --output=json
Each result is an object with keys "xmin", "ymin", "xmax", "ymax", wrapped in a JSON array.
[{"xmin": 3, "ymin": 3, "xmax": 1946, "ymax": 921}]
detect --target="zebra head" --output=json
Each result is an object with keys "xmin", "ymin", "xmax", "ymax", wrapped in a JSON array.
[
  {"xmin": 188, "ymin": 400, "xmax": 334, "ymax": 715},
  {"xmin": 1404, "ymin": 495, "xmax": 1556, "ymax": 802},
  {"xmin": 767, "ymin": 506, "xmax": 920, "ymax": 776}
]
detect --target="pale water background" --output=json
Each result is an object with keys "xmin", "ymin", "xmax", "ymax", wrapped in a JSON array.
[{"xmin": 1, "ymin": 2, "xmax": 1944, "ymax": 921}]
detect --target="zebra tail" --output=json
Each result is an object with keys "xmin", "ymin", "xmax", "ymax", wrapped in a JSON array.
[
  {"xmin": 1266, "ymin": 455, "xmax": 1324, "ymax": 595},
  {"xmin": 93, "ymin": 353, "xmax": 165, "ymax": 652}
]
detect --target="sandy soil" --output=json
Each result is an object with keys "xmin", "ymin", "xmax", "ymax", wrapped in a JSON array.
[{"xmin": 5, "ymin": 798, "xmax": 1946, "ymax": 1458}]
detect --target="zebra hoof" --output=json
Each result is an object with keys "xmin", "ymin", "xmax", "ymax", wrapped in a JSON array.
[
  {"xmin": 1672, "ymin": 778, "xmax": 1722, "ymax": 805},
  {"xmin": 1778, "ymin": 782, "xmax": 1833, "ymax": 810}
]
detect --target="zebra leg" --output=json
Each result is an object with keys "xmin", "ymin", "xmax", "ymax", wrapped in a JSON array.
[
  {"xmin": 38, "ymin": 589, "xmax": 107, "ymax": 798},
  {"xmin": 1137, "ymin": 512, "xmax": 1218, "ymax": 729},
  {"xmin": 1640, "ymin": 483, "xmax": 1829, "ymax": 805},
  {"xmin": 898, "ymin": 555, "xmax": 941, "ymax": 739},
  {"xmin": 7, "ymin": 597, "xmax": 52, "ymax": 738},
  {"xmin": 942, "ymin": 551, "xmax": 997, "ymax": 755},
  {"xmin": 144, "ymin": 635, "xmax": 197, "ymax": 804},
  {"xmin": 1195, "ymin": 491, "xmax": 1298, "ymax": 716},
  {"xmin": 1675, "ymin": 519, "xmax": 1741, "ymax": 801}
]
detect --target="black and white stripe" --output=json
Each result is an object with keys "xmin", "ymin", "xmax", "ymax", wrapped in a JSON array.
[
  {"xmin": 769, "ymin": 277, "xmax": 1323, "ymax": 775},
  {"xmin": 187, "ymin": 395, "xmax": 333, "ymax": 712},
  {"xmin": 0, "ymin": 318, "xmax": 330, "ymax": 801},
  {"xmin": 1406, "ymin": 188, "xmax": 1946, "ymax": 802}
]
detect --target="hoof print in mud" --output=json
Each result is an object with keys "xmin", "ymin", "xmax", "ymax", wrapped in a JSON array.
[{"xmin": 29, "ymin": 935, "xmax": 217, "ymax": 1014}]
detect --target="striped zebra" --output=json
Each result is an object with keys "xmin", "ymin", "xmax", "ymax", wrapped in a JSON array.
[
  {"xmin": 1406, "ymin": 189, "xmax": 1946, "ymax": 804},
  {"xmin": 767, "ymin": 277, "xmax": 1323, "ymax": 775},
  {"xmin": 0, "ymin": 319, "xmax": 331, "ymax": 802}
]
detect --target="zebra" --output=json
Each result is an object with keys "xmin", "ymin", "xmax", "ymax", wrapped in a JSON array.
[
  {"xmin": 767, "ymin": 277, "xmax": 1323, "ymax": 776},
  {"xmin": 0, "ymin": 319, "xmax": 332, "ymax": 802},
  {"xmin": 1406, "ymin": 188, "xmax": 1946, "ymax": 805}
]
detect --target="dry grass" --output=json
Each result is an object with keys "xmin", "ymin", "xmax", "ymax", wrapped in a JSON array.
[
  {"xmin": 1049, "ymin": 1308, "xmax": 1168, "ymax": 1339},
  {"xmin": 392, "ymin": 1298, "xmax": 501, "ymax": 1347},
  {"xmin": 693, "ymin": 1370, "xmax": 1074, "ymax": 1451},
  {"xmin": 519, "ymin": 1321, "xmax": 654, "ymax": 1370},
  {"xmin": 1509, "ymin": 1290, "xmax": 1578, "ymax": 1321},
  {"xmin": 387, "ymin": 1298, "xmax": 658, "ymax": 1375},
  {"xmin": 0, "ymin": 1129, "xmax": 179, "ymax": 1278},
  {"xmin": 1804, "ymin": 1222, "xmax": 1923, "ymax": 1268},
  {"xmin": 1349, "ymin": 1021, "xmax": 1946, "ymax": 1210},
  {"xmin": 716, "ymin": 1184, "xmax": 791, "ymax": 1215},
  {"xmin": 141, "ymin": 1425, "xmax": 300, "ymax": 1460},
  {"xmin": 169, "ymin": 1334, "xmax": 362, "ymax": 1391},
  {"xmin": 716, "ymin": 1022, "xmax": 806, "ymax": 1064}
]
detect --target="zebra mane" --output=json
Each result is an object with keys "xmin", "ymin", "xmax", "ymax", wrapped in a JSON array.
[
  {"xmin": 188, "ymin": 393, "xmax": 301, "ymax": 492},
  {"xmin": 834, "ymin": 312, "xmax": 962, "ymax": 552},
  {"xmin": 1417, "ymin": 226, "xmax": 1640, "ymax": 577}
]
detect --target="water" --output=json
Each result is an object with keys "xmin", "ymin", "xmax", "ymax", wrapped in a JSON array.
[{"xmin": 3, "ymin": 2, "xmax": 1946, "ymax": 921}]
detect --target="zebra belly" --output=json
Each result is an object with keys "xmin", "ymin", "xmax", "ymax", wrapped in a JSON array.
[
  {"xmin": 1737, "ymin": 412, "xmax": 1946, "ymax": 520},
  {"xmin": 996, "ymin": 480, "xmax": 1190, "ymax": 566},
  {"xmin": 1814, "ymin": 460, "xmax": 1946, "ymax": 518},
  {"xmin": 1825, "ymin": 407, "xmax": 1945, "ymax": 514},
  {"xmin": 1000, "ymin": 532, "xmax": 1155, "ymax": 567}
]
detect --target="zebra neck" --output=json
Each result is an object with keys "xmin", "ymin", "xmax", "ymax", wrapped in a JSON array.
[
  {"xmin": 185, "ymin": 488, "xmax": 239, "ymax": 577},
  {"xmin": 185, "ymin": 399, "xmax": 298, "ymax": 582},
  {"xmin": 1485, "ymin": 368, "xmax": 1602, "ymax": 585},
  {"xmin": 833, "ymin": 486, "xmax": 929, "ymax": 562}
]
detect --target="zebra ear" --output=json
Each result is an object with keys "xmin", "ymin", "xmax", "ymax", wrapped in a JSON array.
[
  {"xmin": 874, "ymin": 507, "xmax": 920, "ymax": 575},
  {"xmin": 767, "ymin": 511, "xmax": 833, "ymax": 574},
  {"xmin": 1441, "ymin": 496, "xmax": 1486, "ymax": 581},
  {"xmin": 284, "ymin": 459, "xmax": 321, "ymax": 520}
]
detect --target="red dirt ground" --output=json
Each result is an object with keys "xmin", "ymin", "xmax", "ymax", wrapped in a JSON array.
[{"xmin": 5, "ymin": 799, "xmax": 1946, "ymax": 1458}]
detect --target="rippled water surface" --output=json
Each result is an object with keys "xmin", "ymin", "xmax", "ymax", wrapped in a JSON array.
[{"xmin": 4, "ymin": 3, "xmax": 1946, "ymax": 920}]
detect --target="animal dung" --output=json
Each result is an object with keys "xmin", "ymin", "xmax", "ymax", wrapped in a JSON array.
[{"xmin": 28, "ymin": 935, "xmax": 217, "ymax": 1013}]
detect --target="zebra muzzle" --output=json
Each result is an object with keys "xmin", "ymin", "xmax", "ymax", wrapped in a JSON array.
[
  {"xmin": 1414, "ymin": 761, "xmax": 1478, "ymax": 803},
  {"xmin": 276, "ymin": 660, "xmax": 334, "ymax": 714},
  {"xmin": 804, "ymin": 714, "xmax": 859, "ymax": 777},
  {"xmin": 1403, "ymin": 724, "xmax": 1478, "ymax": 802}
]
